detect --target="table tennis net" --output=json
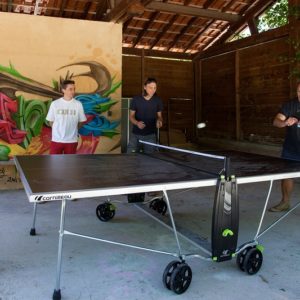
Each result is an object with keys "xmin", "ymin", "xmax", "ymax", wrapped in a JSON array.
[{"xmin": 143, "ymin": 148, "xmax": 228, "ymax": 177}]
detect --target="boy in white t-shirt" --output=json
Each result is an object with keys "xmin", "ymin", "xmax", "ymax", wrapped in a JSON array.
[{"xmin": 46, "ymin": 80, "xmax": 87, "ymax": 154}]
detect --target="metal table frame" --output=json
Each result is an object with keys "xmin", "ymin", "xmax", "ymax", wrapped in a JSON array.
[{"xmin": 14, "ymin": 144, "xmax": 300, "ymax": 300}]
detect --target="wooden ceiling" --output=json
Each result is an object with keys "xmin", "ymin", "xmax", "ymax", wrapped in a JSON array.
[{"xmin": 0, "ymin": 0, "xmax": 277, "ymax": 55}]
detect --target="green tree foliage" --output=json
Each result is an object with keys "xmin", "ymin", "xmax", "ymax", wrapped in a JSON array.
[{"xmin": 258, "ymin": 0, "xmax": 288, "ymax": 32}]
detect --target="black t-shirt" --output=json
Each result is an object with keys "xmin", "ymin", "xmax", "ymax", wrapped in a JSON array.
[
  {"xmin": 130, "ymin": 94, "xmax": 163, "ymax": 135},
  {"xmin": 280, "ymin": 98, "xmax": 300, "ymax": 154}
]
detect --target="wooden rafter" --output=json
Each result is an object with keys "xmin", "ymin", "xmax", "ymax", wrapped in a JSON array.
[
  {"xmin": 167, "ymin": 16, "xmax": 198, "ymax": 50},
  {"xmin": 184, "ymin": 0, "xmax": 256, "ymax": 52},
  {"xmin": 132, "ymin": 11, "xmax": 159, "ymax": 47},
  {"xmin": 203, "ymin": 0, "xmax": 216, "ymax": 9},
  {"xmin": 70, "ymin": 0, "xmax": 80, "ymax": 18},
  {"xmin": 195, "ymin": 2, "xmax": 276, "ymax": 54},
  {"xmin": 82, "ymin": 1, "xmax": 92, "ymax": 19},
  {"xmin": 94, "ymin": 0, "xmax": 108, "ymax": 20},
  {"xmin": 146, "ymin": 2, "xmax": 241, "ymax": 23},
  {"xmin": 194, "ymin": 25, "xmax": 289, "ymax": 60},
  {"xmin": 103, "ymin": 0, "xmax": 133, "ymax": 22},
  {"xmin": 221, "ymin": 0, "xmax": 236, "ymax": 12},
  {"xmin": 59, "ymin": 0, "xmax": 68, "ymax": 17},
  {"xmin": 183, "ymin": 20, "xmax": 215, "ymax": 51},
  {"xmin": 122, "ymin": 17, "xmax": 132, "ymax": 31},
  {"xmin": 214, "ymin": 0, "xmax": 276, "ymax": 45},
  {"xmin": 123, "ymin": 46, "xmax": 193, "ymax": 59},
  {"xmin": 248, "ymin": 18, "xmax": 258, "ymax": 35},
  {"xmin": 150, "ymin": 14, "xmax": 178, "ymax": 49},
  {"xmin": 7, "ymin": 0, "xmax": 13, "ymax": 12},
  {"xmin": 104, "ymin": 0, "xmax": 153, "ymax": 23}
]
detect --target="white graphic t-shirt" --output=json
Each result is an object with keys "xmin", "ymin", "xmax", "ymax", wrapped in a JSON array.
[{"xmin": 46, "ymin": 98, "xmax": 87, "ymax": 143}]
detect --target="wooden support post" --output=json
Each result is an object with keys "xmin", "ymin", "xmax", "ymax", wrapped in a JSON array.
[
  {"xmin": 141, "ymin": 48, "xmax": 145, "ymax": 94},
  {"xmin": 235, "ymin": 50, "xmax": 241, "ymax": 141},
  {"xmin": 193, "ymin": 60, "xmax": 202, "ymax": 141},
  {"xmin": 167, "ymin": 98, "xmax": 171, "ymax": 145}
]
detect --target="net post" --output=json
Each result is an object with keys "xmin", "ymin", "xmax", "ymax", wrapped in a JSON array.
[{"xmin": 224, "ymin": 157, "xmax": 231, "ymax": 178}]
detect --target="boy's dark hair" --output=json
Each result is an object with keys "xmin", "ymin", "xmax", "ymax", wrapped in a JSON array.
[
  {"xmin": 143, "ymin": 77, "xmax": 157, "ymax": 96},
  {"xmin": 61, "ymin": 80, "xmax": 75, "ymax": 90},
  {"xmin": 144, "ymin": 77, "xmax": 157, "ymax": 86}
]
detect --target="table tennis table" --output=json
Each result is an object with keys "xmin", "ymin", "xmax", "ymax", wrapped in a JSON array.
[{"xmin": 14, "ymin": 143, "xmax": 300, "ymax": 300}]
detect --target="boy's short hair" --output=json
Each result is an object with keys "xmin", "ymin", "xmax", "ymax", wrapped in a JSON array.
[
  {"xmin": 144, "ymin": 77, "xmax": 157, "ymax": 86},
  {"xmin": 61, "ymin": 80, "xmax": 75, "ymax": 90}
]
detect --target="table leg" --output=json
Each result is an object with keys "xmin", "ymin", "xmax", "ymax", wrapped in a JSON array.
[
  {"xmin": 53, "ymin": 199, "xmax": 67, "ymax": 300},
  {"xmin": 163, "ymin": 190, "xmax": 182, "ymax": 258},
  {"xmin": 30, "ymin": 202, "xmax": 37, "ymax": 236}
]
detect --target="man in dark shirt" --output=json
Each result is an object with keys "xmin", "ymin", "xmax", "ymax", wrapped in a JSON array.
[
  {"xmin": 127, "ymin": 78, "xmax": 163, "ymax": 154},
  {"xmin": 269, "ymin": 82, "xmax": 300, "ymax": 212}
]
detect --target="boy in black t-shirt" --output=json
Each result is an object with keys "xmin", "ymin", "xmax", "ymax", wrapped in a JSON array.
[
  {"xmin": 127, "ymin": 78, "xmax": 163, "ymax": 154},
  {"xmin": 269, "ymin": 82, "xmax": 300, "ymax": 212}
]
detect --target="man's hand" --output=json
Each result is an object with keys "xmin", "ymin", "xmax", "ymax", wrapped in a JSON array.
[
  {"xmin": 285, "ymin": 117, "xmax": 298, "ymax": 127},
  {"xmin": 136, "ymin": 121, "xmax": 146, "ymax": 129},
  {"xmin": 156, "ymin": 120, "xmax": 163, "ymax": 128}
]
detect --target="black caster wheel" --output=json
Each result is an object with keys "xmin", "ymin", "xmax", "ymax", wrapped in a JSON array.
[
  {"xmin": 149, "ymin": 198, "xmax": 159, "ymax": 211},
  {"xmin": 170, "ymin": 263, "xmax": 192, "ymax": 294},
  {"xmin": 243, "ymin": 248, "xmax": 263, "ymax": 275},
  {"xmin": 162, "ymin": 260, "xmax": 181, "ymax": 290},
  {"xmin": 150, "ymin": 198, "xmax": 167, "ymax": 215},
  {"xmin": 156, "ymin": 199, "xmax": 167, "ymax": 215},
  {"xmin": 128, "ymin": 193, "xmax": 145, "ymax": 203},
  {"xmin": 236, "ymin": 247, "xmax": 253, "ymax": 271},
  {"xmin": 96, "ymin": 203, "xmax": 116, "ymax": 222}
]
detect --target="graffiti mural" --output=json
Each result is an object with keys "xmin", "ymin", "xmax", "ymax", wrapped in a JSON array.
[{"xmin": 0, "ymin": 61, "xmax": 121, "ymax": 161}]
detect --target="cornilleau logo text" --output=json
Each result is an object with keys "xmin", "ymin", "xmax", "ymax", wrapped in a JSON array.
[{"xmin": 34, "ymin": 195, "xmax": 72, "ymax": 201}]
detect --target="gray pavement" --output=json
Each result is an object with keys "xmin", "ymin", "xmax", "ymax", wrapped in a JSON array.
[{"xmin": 0, "ymin": 181, "xmax": 300, "ymax": 300}]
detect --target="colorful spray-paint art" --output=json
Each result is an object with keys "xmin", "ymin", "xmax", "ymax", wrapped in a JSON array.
[{"xmin": 0, "ymin": 13, "xmax": 122, "ymax": 161}]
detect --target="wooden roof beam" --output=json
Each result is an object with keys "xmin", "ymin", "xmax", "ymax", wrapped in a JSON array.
[
  {"xmin": 194, "ymin": 24, "xmax": 289, "ymax": 60},
  {"xmin": 185, "ymin": 0, "xmax": 260, "ymax": 52},
  {"xmin": 183, "ymin": 20, "xmax": 214, "ymax": 51},
  {"xmin": 59, "ymin": 0, "xmax": 68, "ymax": 17},
  {"xmin": 146, "ymin": 2, "xmax": 241, "ymax": 23},
  {"xmin": 248, "ymin": 18, "xmax": 259, "ymax": 35},
  {"xmin": 104, "ymin": 0, "xmax": 134, "ymax": 22},
  {"xmin": 132, "ymin": 11, "xmax": 159, "ymax": 47},
  {"xmin": 70, "ymin": 0, "xmax": 80, "ymax": 18},
  {"xmin": 221, "ymin": 0, "xmax": 237, "ymax": 12},
  {"xmin": 213, "ymin": 0, "xmax": 276, "ymax": 45},
  {"xmin": 167, "ymin": 16, "xmax": 198, "ymax": 51},
  {"xmin": 94, "ymin": 0, "xmax": 108, "ymax": 20},
  {"xmin": 123, "ymin": 47, "xmax": 193, "ymax": 59},
  {"xmin": 203, "ymin": 0, "xmax": 216, "ymax": 9},
  {"xmin": 104, "ymin": 0, "xmax": 153, "ymax": 23},
  {"xmin": 150, "ymin": 14, "xmax": 178, "ymax": 49},
  {"xmin": 7, "ymin": 0, "xmax": 13, "ymax": 12}
]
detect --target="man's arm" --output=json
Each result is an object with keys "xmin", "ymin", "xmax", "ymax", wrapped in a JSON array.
[
  {"xmin": 129, "ymin": 110, "xmax": 145, "ymax": 129},
  {"xmin": 46, "ymin": 102, "xmax": 55, "ymax": 127},
  {"xmin": 156, "ymin": 111, "xmax": 163, "ymax": 128},
  {"xmin": 273, "ymin": 113, "xmax": 298, "ymax": 128}
]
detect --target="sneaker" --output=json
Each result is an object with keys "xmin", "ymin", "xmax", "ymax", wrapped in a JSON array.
[{"xmin": 268, "ymin": 201, "xmax": 290, "ymax": 212}]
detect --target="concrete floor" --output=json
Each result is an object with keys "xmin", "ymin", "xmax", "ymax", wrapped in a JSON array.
[{"xmin": 0, "ymin": 181, "xmax": 300, "ymax": 300}]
